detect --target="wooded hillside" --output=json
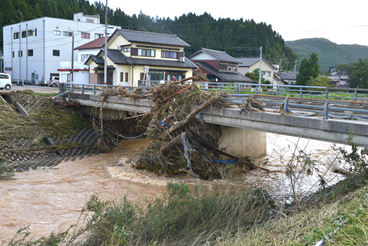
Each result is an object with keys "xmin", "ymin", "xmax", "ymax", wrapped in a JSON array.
[
  {"xmin": 286, "ymin": 38, "xmax": 368, "ymax": 72},
  {"xmin": 1, "ymin": 0, "xmax": 298, "ymax": 70}
]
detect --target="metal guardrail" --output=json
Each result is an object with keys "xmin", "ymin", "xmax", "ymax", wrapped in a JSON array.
[{"xmin": 61, "ymin": 83, "xmax": 368, "ymax": 122}]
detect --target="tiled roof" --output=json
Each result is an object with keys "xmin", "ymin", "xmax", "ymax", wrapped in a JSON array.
[
  {"xmin": 117, "ymin": 29, "xmax": 190, "ymax": 47},
  {"xmin": 235, "ymin": 57, "xmax": 260, "ymax": 67},
  {"xmin": 189, "ymin": 48, "xmax": 239, "ymax": 63},
  {"xmin": 276, "ymin": 72, "xmax": 298, "ymax": 80},
  {"xmin": 74, "ymin": 37, "xmax": 109, "ymax": 50},
  {"xmin": 195, "ymin": 61, "xmax": 253, "ymax": 82}
]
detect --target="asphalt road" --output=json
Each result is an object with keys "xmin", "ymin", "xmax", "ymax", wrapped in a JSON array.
[{"xmin": 10, "ymin": 84, "xmax": 60, "ymax": 94}]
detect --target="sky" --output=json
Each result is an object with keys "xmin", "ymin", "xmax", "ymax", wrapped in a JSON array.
[{"xmin": 106, "ymin": 0, "xmax": 368, "ymax": 46}]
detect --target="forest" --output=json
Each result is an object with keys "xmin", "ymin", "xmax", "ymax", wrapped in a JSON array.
[{"xmin": 1, "ymin": 0, "xmax": 299, "ymax": 70}]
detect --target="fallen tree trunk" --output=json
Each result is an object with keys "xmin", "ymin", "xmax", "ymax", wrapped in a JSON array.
[
  {"xmin": 159, "ymin": 132, "xmax": 185, "ymax": 155},
  {"xmin": 168, "ymin": 99, "xmax": 213, "ymax": 134}
]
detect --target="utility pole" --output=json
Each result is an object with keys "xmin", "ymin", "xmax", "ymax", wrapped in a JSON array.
[
  {"xmin": 293, "ymin": 59, "xmax": 298, "ymax": 73},
  {"xmin": 104, "ymin": 0, "xmax": 108, "ymax": 85},
  {"xmin": 258, "ymin": 46, "xmax": 262, "ymax": 91},
  {"xmin": 71, "ymin": 30, "xmax": 74, "ymax": 83}
]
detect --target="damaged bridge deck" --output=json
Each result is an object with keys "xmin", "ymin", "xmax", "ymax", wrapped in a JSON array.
[{"xmin": 65, "ymin": 93, "xmax": 368, "ymax": 147}]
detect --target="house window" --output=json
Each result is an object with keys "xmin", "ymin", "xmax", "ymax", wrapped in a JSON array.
[
  {"xmin": 120, "ymin": 72, "xmax": 124, "ymax": 82},
  {"xmin": 81, "ymin": 54, "xmax": 92, "ymax": 62},
  {"xmin": 162, "ymin": 51, "xmax": 178, "ymax": 58},
  {"xmin": 28, "ymin": 49, "xmax": 33, "ymax": 57},
  {"xmin": 14, "ymin": 32, "xmax": 19, "ymax": 39},
  {"xmin": 18, "ymin": 50, "xmax": 23, "ymax": 57},
  {"xmin": 148, "ymin": 71, "xmax": 164, "ymax": 81},
  {"xmin": 123, "ymin": 48, "xmax": 130, "ymax": 52},
  {"xmin": 12, "ymin": 51, "xmax": 14, "ymax": 57},
  {"xmin": 22, "ymin": 31, "xmax": 26, "ymax": 38},
  {"xmin": 53, "ymin": 30, "xmax": 61, "ymax": 35},
  {"xmin": 35, "ymin": 28, "xmax": 37, "ymax": 36},
  {"xmin": 86, "ymin": 18, "xmax": 94, "ymax": 23},
  {"xmin": 219, "ymin": 64, "xmax": 227, "ymax": 71},
  {"xmin": 27, "ymin": 30, "xmax": 34, "ymax": 36},
  {"xmin": 63, "ymin": 31, "xmax": 73, "ymax": 36},
  {"xmin": 53, "ymin": 50, "xmax": 60, "ymax": 56},
  {"xmin": 229, "ymin": 65, "xmax": 237, "ymax": 72},
  {"xmin": 81, "ymin": 32, "xmax": 90, "ymax": 39},
  {"xmin": 138, "ymin": 48, "xmax": 155, "ymax": 57},
  {"xmin": 125, "ymin": 72, "xmax": 128, "ymax": 82},
  {"xmin": 94, "ymin": 33, "xmax": 102, "ymax": 39},
  {"xmin": 266, "ymin": 71, "xmax": 271, "ymax": 77}
]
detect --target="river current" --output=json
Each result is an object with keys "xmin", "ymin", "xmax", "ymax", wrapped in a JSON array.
[{"xmin": 0, "ymin": 133, "xmax": 345, "ymax": 244}]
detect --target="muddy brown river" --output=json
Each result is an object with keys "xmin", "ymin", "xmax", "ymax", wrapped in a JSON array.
[{"xmin": 0, "ymin": 134, "xmax": 345, "ymax": 244}]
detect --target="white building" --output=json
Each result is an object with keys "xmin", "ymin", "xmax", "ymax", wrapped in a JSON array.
[{"xmin": 3, "ymin": 13, "xmax": 120, "ymax": 85}]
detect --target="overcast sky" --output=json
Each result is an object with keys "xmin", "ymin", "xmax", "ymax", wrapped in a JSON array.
[{"xmin": 106, "ymin": 0, "xmax": 368, "ymax": 46}]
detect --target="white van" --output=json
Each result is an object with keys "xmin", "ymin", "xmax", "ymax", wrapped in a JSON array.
[{"xmin": 0, "ymin": 73, "xmax": 12, "ymax": 90}]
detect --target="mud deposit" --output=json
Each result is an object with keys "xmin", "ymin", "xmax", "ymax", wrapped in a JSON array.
[{"xmin": 0, "ymin": 134, "xmax": 346, "ymax": 244}]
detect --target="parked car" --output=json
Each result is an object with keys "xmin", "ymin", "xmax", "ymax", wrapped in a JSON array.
[
  {"xmin": 49, "ymin": 76, "xmax": 60, "ymax": 87},
  {"xmin": 0, "ymin": 73, "xmax": 12, "ymax": 90}
]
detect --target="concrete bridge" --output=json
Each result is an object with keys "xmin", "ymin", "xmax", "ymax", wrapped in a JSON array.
[{"xmin": 61, "ymin": 89, "xmax": 368, "ymax": 158}]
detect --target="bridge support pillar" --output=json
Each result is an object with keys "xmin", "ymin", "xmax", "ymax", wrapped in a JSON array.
[{"xmin": 218, "ymin": 126, "xmax": 267, "ymax": 158}]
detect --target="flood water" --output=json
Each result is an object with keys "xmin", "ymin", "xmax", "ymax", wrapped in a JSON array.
[{"xmin": 0, "ymin": 134, "xmax": 346, "ymax": 244}]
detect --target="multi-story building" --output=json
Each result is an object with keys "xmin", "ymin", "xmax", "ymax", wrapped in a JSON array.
[{"xmin": 2, "ymin": 13, "xmax": 120, "ymax": 85}]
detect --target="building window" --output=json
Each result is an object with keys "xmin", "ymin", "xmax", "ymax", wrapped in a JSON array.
[
  {"xmin": 120, "ymin": 72, "xmax": 124, "ymax": 82},
  {"xmin": 63, "ymin": 31, "xmax": 73, "ymax": 36},
  {"xmin": 162, "ymin": 51, "xmax": 177, "ymax": 58},
  {"xmin": 18, "ymin": 50, "xmax": 23, "ymax": 57},
  {"xmin": 14, "ymin": 32, "xmax": 19, "ymax": 39},
  {"xmin": 86, "ymin": 18, "xmax": 94, "ymax": 23},
  {"xmin": 219, "ymin": 64, "xmax": 227, "ymax": 71},
  {"xmin": 81, "ymin": 32, "xmax": 90, "ymax": 39},
  {"xmin": 123, "ymin": 48, "xmax": 130, "ymax": 52},
  {"xmin": 53, "ymin": 50, "xmax": 60, "ymax": 56},
  {"xmin": 94, "ymin": 33, "xmax": 102, "ymax": 39},
  {"xmin": 28, "ymin": 49, "xmax": 33, "ymax": 57},
  {"xmin": 266, "ymin": 71, "xmax": 271, "ymax": 77},
  {"xmin": 35, "ymin": 28, "xmax": 37, "ymax": 36},
  {"xmin": 27, "ymin": 30, "xmax": 34, "ymax": 36},
  {"xmin": 12, "ymin": 51, "xmax": 14, "ymax": 58},
  {"xmin": 138, "ymin": 48, "xmax": 155, "ymax": 57},
  {"xmin": 22, "ymin": 31, "xmax": 27, "ymax": 38},
  {"xmin": 53, "ymin": 30, "xmax": 61, "ymax": 35},
  {"xmin": 148, "ymin": 71, "xmax": 164, "ymax": 81},
  {"xmin": 81, "ymin": 54, "xmax": 92, "ymax": 62},
  {"xmin": 125, "ymin": 72, "xmax": 128, "ymax": 82},
  {"xmin": 229, "ymin": 65, "xmax": 237, "ymax": 72}
]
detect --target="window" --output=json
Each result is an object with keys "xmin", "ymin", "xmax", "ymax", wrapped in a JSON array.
[
  {"xmin": 86, "ymin": 18, "xmax": 94, "ymax": 23},
  {"xmin": 81, "ymin": 54, "xmax": 92, "ymax": 62},
  {"xmin": 53, "ymin": 50, "xmax": 60, "ymax": 56},
  {"xmin": 63, "ymin": 31, "xmax": 73, "ymax": 36},
  {"xmin": 120, "ymin": 72, "xmax": 124, "ymax": 82},
  {"xmin": 81, "ymin": 32, "xmax": 90, "ymax": 39},
  {"xmin": 35, "ymin": 28, "xmax": 37, "ymax": 36},
  {"xmin": 22, "ymin": 31, "xmax": 26, "ymax": 38},
  {"xmin": 12, "ymin": 51, "xmax": 14, "ymax": 58},
  {"xmin": 148, "ymin": 71, "xmax": 164, "ymax": 81},
  {"xmin": 219, "ymin": 64, "xmax": 227, "ymax": 71},
  {"xmin": 123, "ymin": 48, "xmax": 130, "ymax": 52},
  {"xmin": 266, "ymin": 72, "xmax": 271, "ymax": 77},
  {"xmin": 14, "ymin": 32, "xmax": 19, "ymax": 39},
  {"xmin": 18, "ymin": 50, "xmax": 23, "ymax": 57},
  {"xmin": 229, "ymin": 65, "xmax": 237, "ymax": 72},
  {"xmin": 125, "ymin": 72, "xmax": 128, "ymax": 82},
  {"xmin": 28, "ymin": 49, "xmax": 33, "ymax": 57},
  {"xmin": 0, "ymin": 74, "xmax": 9, "ymax": 79},
  {"xmin": 162, "ymin": 51, "xmax": 177, "ymax": 58},
  {"xmin": 53, "ymin": 30, "xmax": 61, "ymax": 35},
  {"xmin": 138, "ymin": 48, "xmax": 155, "ymax": 57},
  {"xmin": 27, "ymin": 30, "xmax": 34, "ymax": 36},
  {"xmin": 94, "ymin": 33, "xmax": 102, "ymax": 39}
]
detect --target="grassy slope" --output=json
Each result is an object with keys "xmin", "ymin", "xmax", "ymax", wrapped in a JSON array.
[{"xmin": 286, "ymin": 38, "xmax": 368, "ymax": 72}]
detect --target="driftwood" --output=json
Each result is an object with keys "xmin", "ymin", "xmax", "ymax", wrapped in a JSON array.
[
  {"xmin": 168, "ymin": 99, "xmax": 213, "ymax": 134},
  {"xmin": 159, "ymin": 132, "xmax": 185, "ymax": 155},
  {"xmin": 174, "ymin": 68, "xmax": 208, "ymax": 84},
  {"xmin": 162, "ymin": 83, "xmax": 195, "ymax": 102}
]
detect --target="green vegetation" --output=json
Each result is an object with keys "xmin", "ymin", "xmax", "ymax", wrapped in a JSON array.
[
  {"xmin": 286, "ymin": 38, "xmax": 368, "ymax": 72},
  {"xmin": 349, "ymin": 58, "xmax": 368, "ymax": 89},
  {"xmin": 296, "ymin": 53, "xmax": 320, "ymax": 86},
  {"xmin": 1, "ymin": 1, "xmax": 298, "ymax": 70}
]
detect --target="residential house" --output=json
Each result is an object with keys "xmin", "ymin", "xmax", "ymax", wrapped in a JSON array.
[
  {"xmin": 3, "ymin": 13, "xmax": 120, "ymax": 85},
  {"xmin": 188, "ymin": 48, "xmax": 253, "ymax": 83},
  {"xmin": 235, "ymin": 57, "xmax": 275, "ymax": 84},
  {"xmin": 58, "ymin": 37, "xmax": 108, "ymax": 84},
  {"xmin": 275, "ymin": 72, "xmax": 299, "ymax": 85},
  {"xmin": 85, "ymin": 29, "xmax": 197, "ymax": 86}
]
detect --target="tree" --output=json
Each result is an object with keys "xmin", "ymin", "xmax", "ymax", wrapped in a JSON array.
[
  {"xmin": 306, "ymin": 75, "xmax": 332, "ymax": 87},
  {"xmin": 349, "ymin": 59, "xmax": 368, "ymax": 88},
  {"xmin": 245, "ymin": 72, "xmax": 257, "ymax": 83},
  {"xmin": 336, "ymin": 63, "xmax": 354, "ymax": 75},
  {"xmin": 296, "ymin": 53, "xmax": 320, "ymax": 85}
]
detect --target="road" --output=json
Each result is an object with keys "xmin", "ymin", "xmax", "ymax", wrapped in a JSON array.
[{"xmin": 10, "ymin": 84, "xmax": 60, "ymax": 94}]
